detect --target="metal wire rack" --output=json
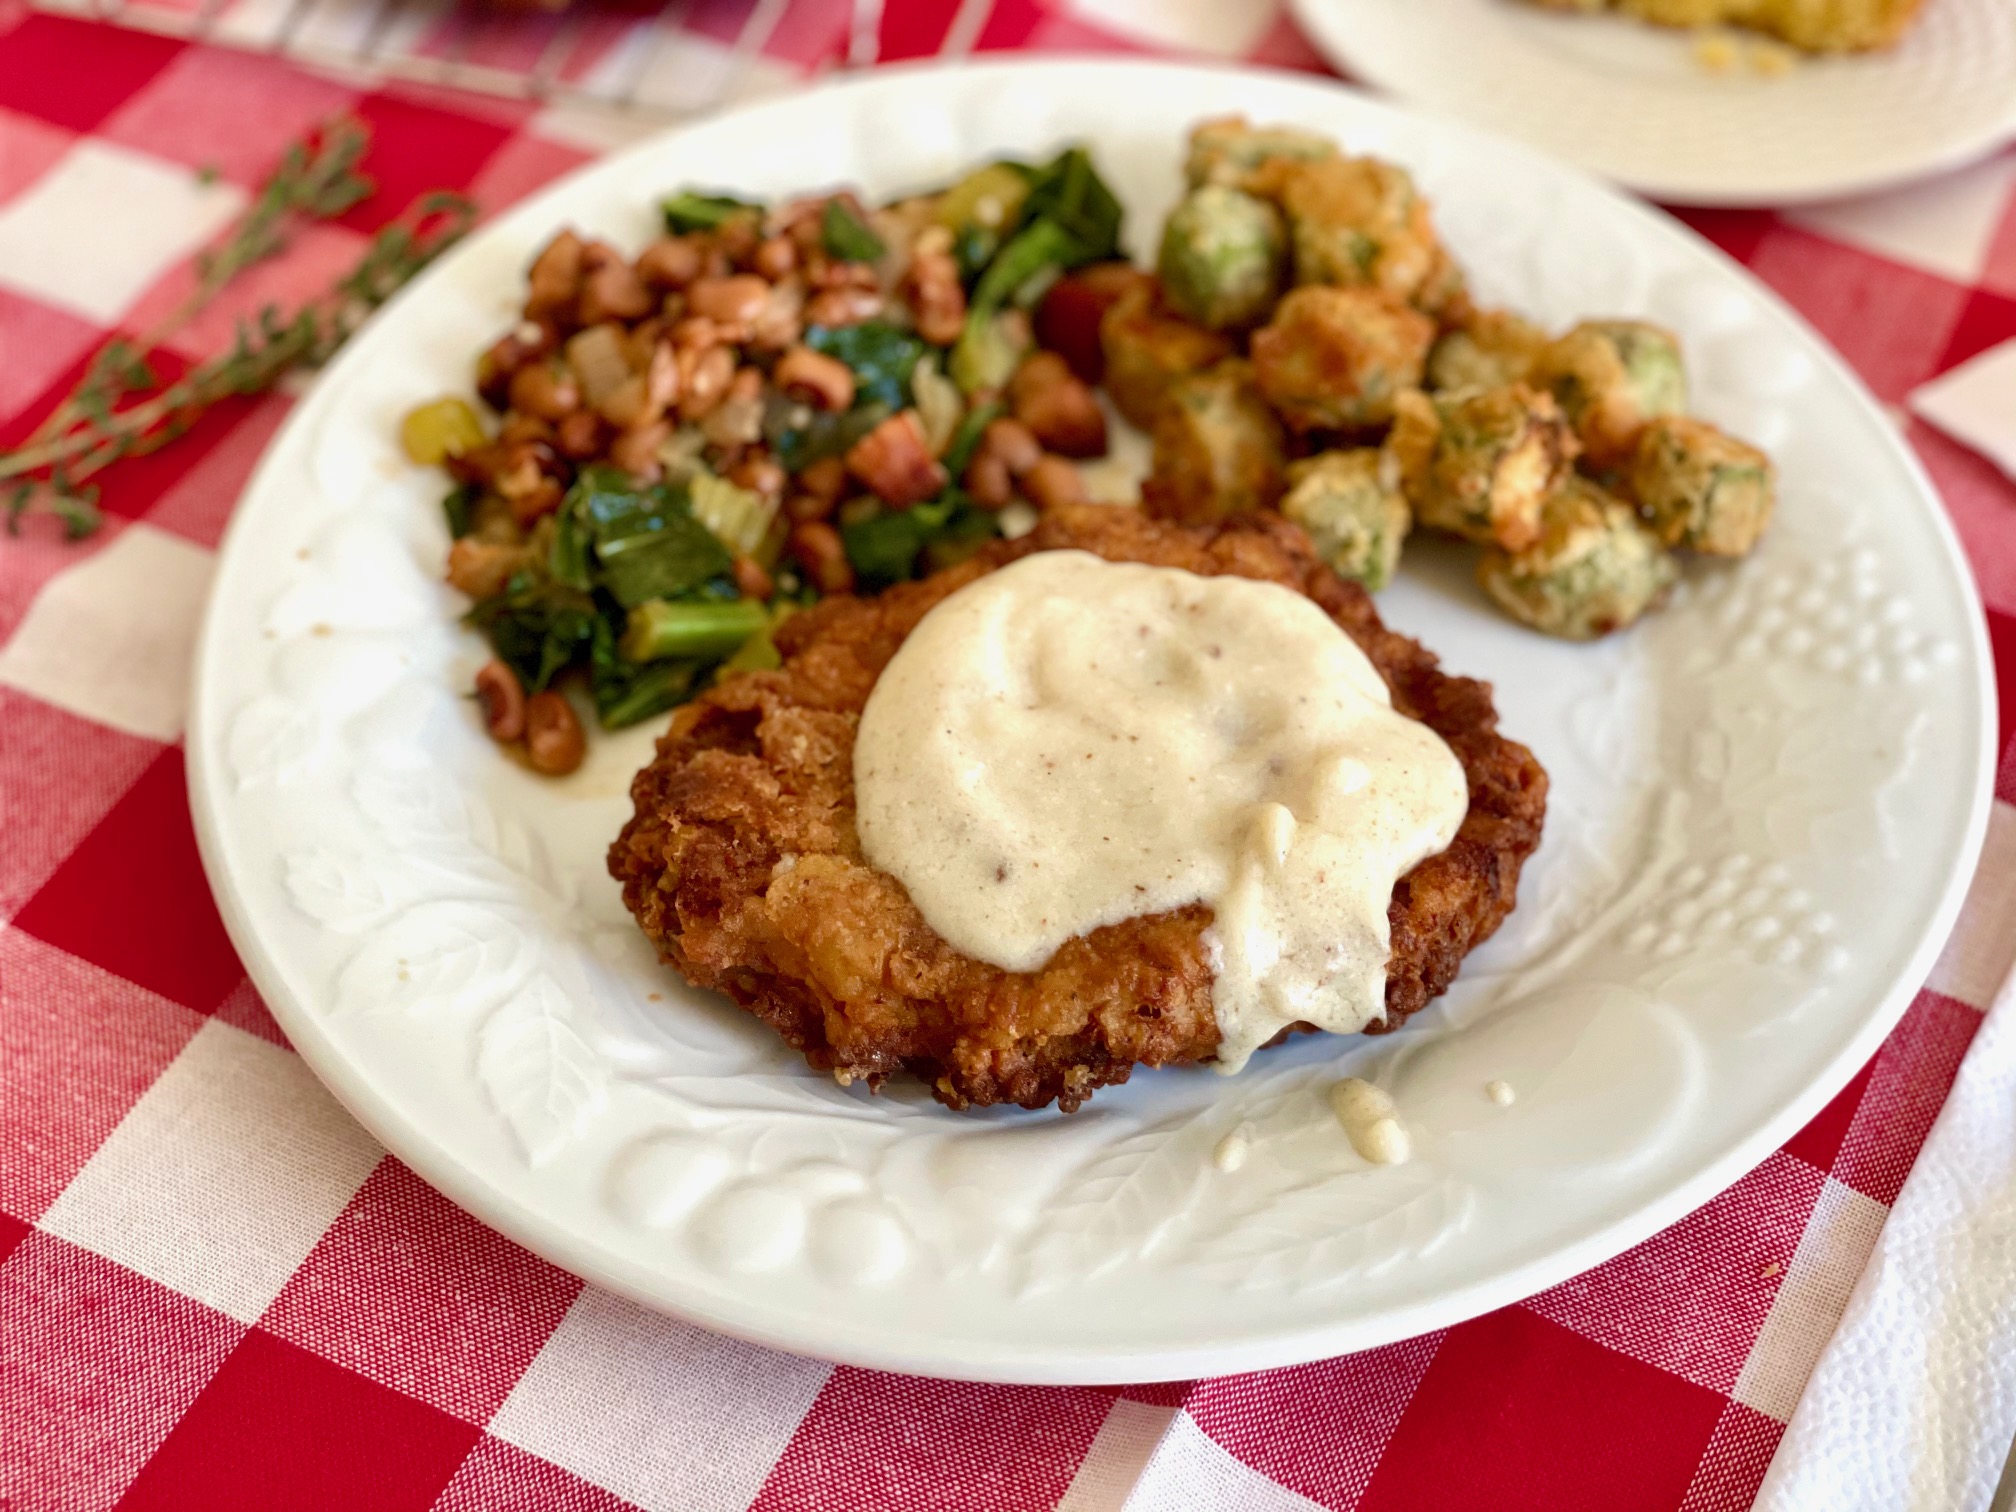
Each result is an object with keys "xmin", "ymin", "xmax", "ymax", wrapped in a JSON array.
[{"xmin": 32, "ymin": 0, "xmax": 996, "ymax": 122}]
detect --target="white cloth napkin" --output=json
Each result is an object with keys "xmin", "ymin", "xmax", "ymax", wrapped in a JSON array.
[
  {"xmin": 1753, "ymin": 978, "xmax": 2016, "ymax": 1512},
  {"xmin": 1911, "ymin": 339, "xmax": 2016, "ymax": 483}
]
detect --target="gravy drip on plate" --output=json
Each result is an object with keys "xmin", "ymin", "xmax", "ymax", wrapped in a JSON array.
[{"xmin": 852, "ymin": 550, "xmax": 1468, "ymax": 1071}]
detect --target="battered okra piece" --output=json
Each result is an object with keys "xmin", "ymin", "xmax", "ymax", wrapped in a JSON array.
[
  {"xmin": 1157, "ymin": 186, "xmax": 1287, "ymax": 332},
  {"xmin": 1143, "ymin": 359, "xmax": 1287, "ymax": 525},
  {"xmin": 1427, "ymin": 308, "xmax": 1551, "ymax": 393},
  {"xmin": 1250, "ymin": 285, "xmax": 1435, "ymax": 432},
  {"xmin": 1099, "ymin": 276, "xmax": 1236, "ymax": 432},
  {"xmin": 1276, "ymin": 156, "xmax": 1452, "ymax": 312},
  {"xmin": 1184, "ymin": 116, "xmax": 1339, "ymax": 192},
  {"xmin": 1477, "ymin": 476, "xmax": 1678, "ymax": 640},
  {"xmin": 1530, "ymin": 319, "xmax": 1686, "ymax": 470},
  {"xmin": 1280, "ymin": 449, "xmax": 1412, "ymax": 592},
  {"xmin": 1388, "ymin": 384, "xmax": 1577, "ymax": 552},
  {"xmin": 1628, "ymin": 415, "xmax": 1776, "ymax": 556}
]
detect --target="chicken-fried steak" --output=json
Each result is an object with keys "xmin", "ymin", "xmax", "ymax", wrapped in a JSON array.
[{"xmin": 608, "ymin": 504, "xmax": 1547, "ymax": 1111}]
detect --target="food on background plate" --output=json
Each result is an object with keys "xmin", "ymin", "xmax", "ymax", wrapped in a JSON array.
[
  {"xmin": 608, "ymin": 505, "xmax": 1547, "ymax": 1112},
  {"xmin": 1519, "ymin": 0, "xmax": 1927, "ymax": 52}
]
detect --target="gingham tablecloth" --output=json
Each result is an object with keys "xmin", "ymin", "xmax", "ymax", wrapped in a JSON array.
[{"xmin": 3, "ymin": 4, "xmax": 2015, "ymax": 1508}]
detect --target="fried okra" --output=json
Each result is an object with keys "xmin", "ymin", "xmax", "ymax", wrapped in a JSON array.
[
  {"xmin": 1250, "ymin": 285, "xmax": 1434, "ymax": 432},
  {"xmin": 1530, "ymin": 320, "xmax": 1686, "ymax": 470},
  {"xmin": 1628, "ymin": 415, "xmax": 1775, "ymax": 556},
  {"xmin": 1389, "ymin": 384, "xmax": 1577, "ymax": 552},
  {"xmin": 1427, "ymin": 308, "xmax": 1550, "ymax": 393},
  {"xmin": 1184, "ymin": 116, "xmax": 1338, "ymax": 192},
  {"xmin": 1477, "ymin": 476, "xmax": 1678, "ymax": 640},
  {"xmin": 1157, "ymin": 186, "xmax": 1287, "ymax": 332},
  {"xmin": 1099, "ymin": 276, "xmax": 1236, "ymax": 432},
  {"xmin": 1276, "ymin": 156, "xmax": 1460, "ymax": 314},
  {"xmin": 1280, "ymin": 450, "xmax": 1412, "ymax": 592},
  {"xmin": 1142, "ymin": 359, "xmax": 1287, "ymax": 525}
]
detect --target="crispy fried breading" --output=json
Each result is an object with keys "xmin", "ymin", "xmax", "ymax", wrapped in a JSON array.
[{"xmin": 608, "ymin": 505, "xmax": 1548, "ymax": 1111}]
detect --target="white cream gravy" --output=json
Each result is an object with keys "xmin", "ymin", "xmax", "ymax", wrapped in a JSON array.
[{"xmin": 852, "ymin": 550, "xmax": 1469, "ymax": 1071}]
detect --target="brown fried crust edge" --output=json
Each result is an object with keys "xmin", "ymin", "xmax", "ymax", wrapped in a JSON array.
[{"xmin": 608, "ymin": 504, "xmax": 1548, "ymax": 1111}]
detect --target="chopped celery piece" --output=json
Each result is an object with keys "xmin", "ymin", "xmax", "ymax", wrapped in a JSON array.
[
  {"xmin": 620, "ymin": 598, "xmax": 770, "ymax": 663},
  {"xmin": 401, "ymin": 397, "xmax": 487, "ymax": 466},
  {"xmin": 687, "ymin": 472, "xmax": 775, "ymax": 558},
  {"xmin": 935, "ymin": 163, "xmax": 1031, "ymax": 238},
  {"xmin": 716, "ymin": 627, "xmax": 782, "ymax": 680},
  {"xmin": 949, "ymin": 311, "xmax": 1030, "ymax": 395}
]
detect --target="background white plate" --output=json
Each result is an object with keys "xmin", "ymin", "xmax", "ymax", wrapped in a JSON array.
[
  {"xmin": 1289, "ymin": 0, "xmax": 2016, "ymax": 206},
  {"xmin": 189, "ymin": 59, "xmax": 1996, "ymax": 1384}
]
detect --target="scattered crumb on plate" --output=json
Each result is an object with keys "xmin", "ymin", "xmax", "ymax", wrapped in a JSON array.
[{"xmin": 1693, "ymin": 31, "xmax": 1742, "ymax": 73}]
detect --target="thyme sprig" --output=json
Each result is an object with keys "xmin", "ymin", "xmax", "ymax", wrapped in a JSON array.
[{"xmin": 3, "ymin": 117, "xmax": 475, "ymax": 540}]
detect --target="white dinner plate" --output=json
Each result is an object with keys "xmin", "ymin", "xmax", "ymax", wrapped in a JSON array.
[
  {"xmin": 188, "ymin": 59, "xmax": 1995, "ymax": 1384},
  {"xmin": 1289, "ymin": 0, "xmax": 2016, "ymax": 205}
]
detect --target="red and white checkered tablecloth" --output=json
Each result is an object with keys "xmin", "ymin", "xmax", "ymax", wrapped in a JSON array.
[{"xmin": 2, "ymin": 2, "xmax": 2014, "ymax": 1508}]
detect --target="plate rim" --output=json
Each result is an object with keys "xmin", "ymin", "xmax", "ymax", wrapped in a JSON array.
[
  {"xmin": 186, "ymin": 54, "xmax": 2000, "ymax": 1383},
  {"xmin": 1284, "ymin": 0, "xmax": 2016, "ymax": 207}
]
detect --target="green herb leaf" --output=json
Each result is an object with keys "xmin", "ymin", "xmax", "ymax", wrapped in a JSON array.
[
  {"xmin": 1017, "ymin": 146, "xmax": 1123, "ymax": 264},
  {"xmin": 593, "ymin": 650, "xmax": 703, "ymax": 730},
  {"xmin": 820, "ymin": 199, "xmax": 886, "ymax": 263},
  {"xmin": 952, "ymin": 223, "xmax": 998, "ymax": 286},
  {"xmin": 574, "ymin": 471, "xmax": 734, "ymax": 609},
  {"xmin": 466, "ymin": 580, "xmax": 601, "ymax": 693},
  {"xmin": 0, "ymin": 115, "xmax": 476, "ymax": 547},
  {"xmin": 970, "ymin": 220, "xmax": 1077, "ymax": 320},
  {"xmin": 921, "ymin": 499, "xmax": 1001, "ymax": 574},
  {"xmin": 770, "ymin": 399, "xmax": 891, "ymax": 472},
  {"xmin": 662, "ymin": 191, "xmax": 762, "ymax": 235},
  {"xmin": 546, "ymin": 491, "xmax": 595, "ymax": 589},
  {"xmin": 962, "ymin": 147, "xmax": 1123, "ymax": 330},
  {"xmin": 942, "ymin": 400, "xmax": 1003, "ymax": 475},
  {"xmin": 839, "ymin": 495, "xmax": 959, "ymax": 589},
  {"xmin": 50, "ymin": 488, "xmax": 101, "ymax": 541},
  {"xmin": 441, "ymin": 483, "xmax": 479, "ymax": 540},
  {"xmin": 804, "ymin": 323, "xmax": 929, "ymax": 410}
]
